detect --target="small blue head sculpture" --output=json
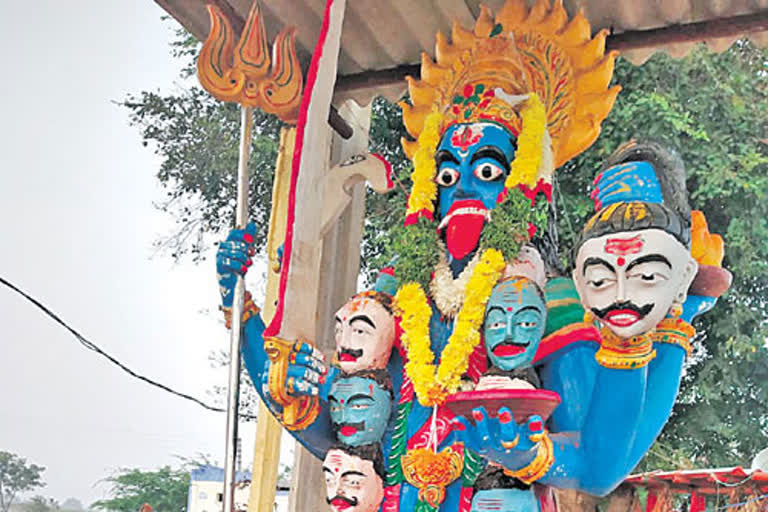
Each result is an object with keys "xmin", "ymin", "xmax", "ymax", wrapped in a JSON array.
[
  {"xmin": 329, "ymin": 370, "xmax": 393, "ymax": 447},
  {"xmin": 484, "ymin": 277, "xmax": 547, "ymax": 371}
]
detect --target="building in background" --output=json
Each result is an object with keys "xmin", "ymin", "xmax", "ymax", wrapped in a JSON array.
[{"xmin": 186, "ymin": 466, "xmax": 289, "ymax": 512}]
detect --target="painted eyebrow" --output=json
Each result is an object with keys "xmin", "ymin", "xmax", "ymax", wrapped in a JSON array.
[
  {"xmin": 516, "ymin": 306, "xmax": 542, "ymax": 315},
  {"xmin": 347, "ymin": 393, "xmax": 374, "ymax": 402},
  {"xmin": 350, "ymin": 314, "xmax": 376, "ymax": 329},
  {"xmin": 625, "ymin": 254, "xmax": 672, "ymax": 272},
  {"xmin": 469, "ymin": 146, "xmax": 509, "ymax": 169},
  {"xmin": 486, "ymin": 306, "xmax": 506, "ymax": 317},
  {"xmin": 341, "ymin": 470, "xmax": 366, "ymax": 478},
  {"xmin": 582, "ymin": 257, "xmax": 616, "ymax": 276},
  {"xmin": 435, "ymin": 149, "xmax": 460, "ymax": 166},
  {"xmin": 322, "ymin": 466, "xmax": 334, "ymax": 474},
  {"xmin": 335, "ymin": 316, "xmax": 342, "ymax": 324}
]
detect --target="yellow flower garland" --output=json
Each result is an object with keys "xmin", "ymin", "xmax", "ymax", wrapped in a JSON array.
[
  {"xmin": 395, "ymin": 248, "xmax": 506, "ymax": 406},
  {"xmin": 505, "ymin": 93, "xmax": 546, "ymax": 190},
  {"xmin": 406, "ymin": 111, "xmax": 442, "ymax": 217}
]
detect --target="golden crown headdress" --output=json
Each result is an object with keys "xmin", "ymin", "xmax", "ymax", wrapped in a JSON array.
[{"xmin": 400, "ymin": 0, "xmax": 620, "ymax": 219}]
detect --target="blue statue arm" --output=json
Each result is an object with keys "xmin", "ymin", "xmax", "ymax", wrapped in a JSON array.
[
  {"xmin": 241, "ymin": 313, "xmax": 336, "ymax": 458},
  {"xmin": 456, "ymin": 340, "xmax": 649, "ymax": 495},
  {"xmin": 624, "ymin": 295, "xmax": 718, "ymax": 470},
  {"xmin": 217, "ymin": 224, "xmax": 337, "ymax": 459}
]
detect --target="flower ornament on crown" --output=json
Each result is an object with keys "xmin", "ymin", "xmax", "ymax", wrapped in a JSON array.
[{"xmin": 400, "ymin": 0, "xmax": 621, "ymax": 223}]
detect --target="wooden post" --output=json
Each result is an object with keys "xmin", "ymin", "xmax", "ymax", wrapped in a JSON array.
[{"xmin": 247, "ymin": 128, "xmax": 296, "ymax": 512}]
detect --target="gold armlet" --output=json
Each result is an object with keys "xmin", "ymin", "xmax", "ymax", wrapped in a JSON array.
[
  {"xmin": 264, "ymin": 336, "xmax": 320, "ymax": 431},
  {"xmin": 653, "ymin": 318, "xmax": 695, "ymax": 357},
  {"xmin": 503, "ymin": 432, "xmax": 555, "ymax": 484},
  {"xmin": 220, "ymin": 291, "xmax": 261, "ymax": 329},
  {"xmin": 595, "ymin": 328, "xmax": 656, "ymax": 369}
]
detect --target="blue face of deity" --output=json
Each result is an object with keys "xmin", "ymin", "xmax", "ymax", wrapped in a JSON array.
[
  {"xmin": 470, "ymin": 489, "xmax": 540, "ymax": 512},
  {"xmin": 435, "ymin": 123, "xmax": 516, "ymax": 260},
  {"xmin": 329, "ymin": 376, "xmax": 392, "ymax": 447},
  {"xmin": 484, "ymin": 278, "xmax": 547, "ymax": 371}
]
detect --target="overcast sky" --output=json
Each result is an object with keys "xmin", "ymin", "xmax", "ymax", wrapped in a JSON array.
[{"xmin": 0, "ymin": 1, "xmax": 292, "ymax": 506}]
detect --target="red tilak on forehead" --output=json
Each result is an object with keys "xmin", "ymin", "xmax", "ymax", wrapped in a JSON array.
[
  {"xmin": 605, "ymin": 236, "xmax": 644, "ymax": 255},
  {"xmin": 328, "ymin": 454, "xmax": 343, "ymax": 465},
  {"xmin": 450, "ymin": 125, "xmax": 483, "ymax": 152}
]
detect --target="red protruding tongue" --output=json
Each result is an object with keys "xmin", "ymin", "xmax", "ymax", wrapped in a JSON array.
[
  {"xmin": 445, "ymin": 214, "xmax": 485, "ymax": 259},
  {"xmin": 493, "ymin": 344, "xmax": 526, "ymax": 357},
  {"xmin": 340, "ymin": 426, "xmax": 358, "ymax": 437},
  {"xmin": 339, "ymin": 353, "xmax": 358, "ymax": 362}
]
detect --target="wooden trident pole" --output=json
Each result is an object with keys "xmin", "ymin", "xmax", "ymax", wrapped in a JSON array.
[{"xmin": 196, "ymin": 2, "xmax": 304, "ymax": 511}]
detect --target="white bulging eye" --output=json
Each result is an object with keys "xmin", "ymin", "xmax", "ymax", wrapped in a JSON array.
[
  {"xmin": 436, "ymin": 168, "xmax": 460, "ymax": 186},
  {"xmin": 474, "ymin": 162, "xmax": 504, "ymax": 181},
  {"xmin": 518, "ymin": 321, "xmax": 538, "ymax": 328},
  {"xmin": 488, "ymin": 321, "xmax": 505, "ymax": 330}
]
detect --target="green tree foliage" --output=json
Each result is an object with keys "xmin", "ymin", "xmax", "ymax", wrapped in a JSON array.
[
  {"xmin": 0, "ymin": 452, "xmax": 45, "ymax": 512},
  {"xmin": 123, "ymin": 26, "xmax": 768, "ymax": 470},
  {"xmin": 22, "ymin": 496, "xmax": 58, "ymax": 512},
  {"xmin": 92, "ymin": 466, "xmax": 189, "ymax": 512}
]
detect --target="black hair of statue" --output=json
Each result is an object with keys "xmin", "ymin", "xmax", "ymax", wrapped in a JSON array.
[
  {"xmin": 576, "ymin": 138, "xmax": 693, "ymax": 253},
  {"xmin": 328, "ymin": 442, "xmax": 386, "ymax": 481}
]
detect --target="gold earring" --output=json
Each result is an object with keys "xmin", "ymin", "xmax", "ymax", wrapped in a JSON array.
[
  {"xmin": 583, "ymin": 310, "xmax": 595, "ymax": 325},
  {"xmin": 669, "ymin": 303, "xmax": 683, "ymax": 318}
]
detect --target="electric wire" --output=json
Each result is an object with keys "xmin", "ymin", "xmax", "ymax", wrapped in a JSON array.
[{"xmin": 0, "ymin": 275, "xmax": 257, "ymax": 420}]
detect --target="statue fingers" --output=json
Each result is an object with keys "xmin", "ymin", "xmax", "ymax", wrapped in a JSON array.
[
  {"xmin": 497, "ymin": 407, "xmax": 521, "ymax": 451},
  {"xmin": 286, "ymin": 376, "xmax": 319, "ymax": 397},
  {"xmin": 471, "ymin": 407, "xmax": 493, "ymax": 449},
  {"xmin": 225, "ymin": 222, "xmax": 257, "ymax": 245},
  {"xmin": 292, "ymin": 341, "xmax": 326, "ymax": 363},
  {"xmin": 289, "ymin": 351, "xmax": 327, "ymax": 376},
  {"xmin": 450, "ymin": 416, "xmax": 477, "ymax": 451},
  {"xmin": 518, "ymin": 414, "xmax": 545, "ymax": 451},
  {"xmin": 218, "ymin": 241, "xmax": 253, "ymax": 262},
  {"xmin": 286, "ymin": 364, "xmax": 322, "ymax": 385}
]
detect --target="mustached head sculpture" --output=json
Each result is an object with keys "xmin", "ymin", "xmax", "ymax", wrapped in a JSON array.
[
  {"xmin": 573, "ymin": 139, "xmax": 698, "ymax": 340},
  {"xmin": 329, "ymin": 370, "xmax": 393, "ymax": 447},
  {"xmin": 323, "ymin": 443, "xmax": 385, "ymax": 512},
  {"xmin": 484, "ymin": 246, "xmax": 547, "ymax": 372},
  {"xmin": 334, "ymin": 291, "xmax": 395, "ymax": 373}
]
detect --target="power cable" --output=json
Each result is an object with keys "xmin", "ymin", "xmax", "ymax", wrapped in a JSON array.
[{"xmin": 0, "ymin": 275, "xmax": 257, "ymax": 420}]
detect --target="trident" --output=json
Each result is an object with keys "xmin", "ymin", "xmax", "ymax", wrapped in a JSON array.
[{"xmin": 196, "ymin": 2, "xmax": 302, "ymax": 511}]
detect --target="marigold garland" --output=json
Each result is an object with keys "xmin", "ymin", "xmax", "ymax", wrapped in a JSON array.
[
  {"xmin": 395, "ymin": 248, "xmax": 506, "ymax": 407},
  {"xmin": 406, "ymin": 111, "xmax": 443, "ymax": 218},
  {"xmin": 506, "ymin": 93, "xmax": 547, "ymax": 190}
]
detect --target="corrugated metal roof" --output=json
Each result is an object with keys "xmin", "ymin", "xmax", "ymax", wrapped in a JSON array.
[{"xmin": 155, "ymin": 0, "xmax": 768, "ymax": 103}]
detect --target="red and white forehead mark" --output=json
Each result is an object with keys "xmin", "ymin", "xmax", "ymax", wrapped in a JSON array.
[
  {"xmin": 605, "ymin": 236, "xmax": 644, "ymax": 267},
  {"xmin": 605, "ymin": 235, "xmax": 644, "ymax": 255},
  {"xmin": 327, "ymin": 452, "xmax": 344, "ymax": 471},
  {"xmin": 450, "ymin": 124, "xmax": 484, "ymax": 153}
]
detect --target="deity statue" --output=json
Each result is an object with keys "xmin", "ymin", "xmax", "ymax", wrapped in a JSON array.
[{"xmin": 214, "ymin": 1, "xmax": 730, "ymax": 511}]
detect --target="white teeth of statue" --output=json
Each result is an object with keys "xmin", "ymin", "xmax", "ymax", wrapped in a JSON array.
[{"xmin": 437, "ymin": 207, "xmax": 490, "ymax": 230}]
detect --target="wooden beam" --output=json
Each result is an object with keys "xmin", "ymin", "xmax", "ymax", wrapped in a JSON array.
[
  {"xmin": 606, "ymin": 10, "xmax": 768, "ymax": 51},
  {"xmin": 332, "ymin": 10, "xmax": 768, "ymax": 94},
  {"xmin": 335, "ymin": 63, "xmax": 419, "ymax": 96}
]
